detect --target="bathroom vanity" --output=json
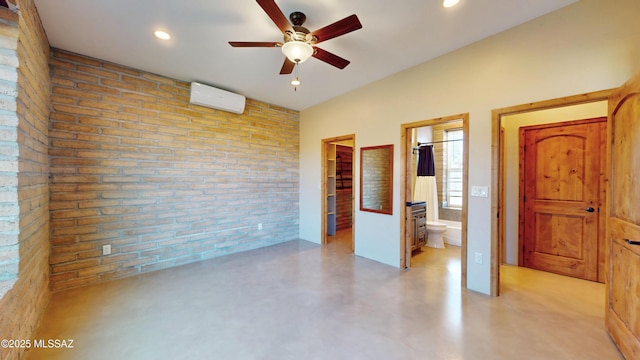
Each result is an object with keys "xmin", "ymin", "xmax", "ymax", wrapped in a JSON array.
[{"xmin": 407, "ymin": 202, "xmax": 427, "ymax": 252}]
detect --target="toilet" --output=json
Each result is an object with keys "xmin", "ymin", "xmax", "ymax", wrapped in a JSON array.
[{"xmin": 426, "ymin": 221, "xmax": 447, "ymax": 248}]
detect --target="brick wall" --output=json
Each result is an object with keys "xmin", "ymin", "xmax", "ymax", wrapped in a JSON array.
[
  {"xmin": 0, "ymin": 4, "xmax": 19, "ymax": 298},
  {"xmin": 48, "ymin": 50, "xmax": 300, "ymax": 291},
  {"xmin": 361, "ymin": 147, "xmax": 391, "ymax": 212},
  {"xmin": 0, "ymin": 0, "xmax": 51, "ymax": 359},
  {"xmin": 433, "ymin": 122, "xmax": 462, "ymax": 222}
]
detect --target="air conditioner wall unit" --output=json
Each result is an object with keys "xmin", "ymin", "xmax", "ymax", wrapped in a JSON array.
[{"xmin": 189, "ymin": 82, "xmax": 246, "ymax": 114}]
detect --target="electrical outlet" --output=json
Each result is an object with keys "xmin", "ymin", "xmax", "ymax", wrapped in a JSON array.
[
  {"xmin": 474, "ymin": 252, "xmax": 483, "ymax": 264},
  {"xmin": 258, "ymin": 223, "xmax": 263, "ymax": 230},
  {"xmin": 102, "ymin": 244, "xmax": 111, "ymax": 256}
]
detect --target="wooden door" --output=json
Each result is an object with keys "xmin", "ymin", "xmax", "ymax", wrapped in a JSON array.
[
  {"xmin": 606, "ymin": 73, "xmax": 640, "ymax": 359},
  {"xmin": 521, "ymin": 118, "xmax": 606, "ymax": 281}
]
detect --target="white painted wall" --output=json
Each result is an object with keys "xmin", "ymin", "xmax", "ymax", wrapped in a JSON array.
[
  {"xmin": 501, "ymin": 102, "xmax": 607, "ymax": 265},
  {"xmin": 299, "ymin": 0, "xmax": 640, "ymax": 295},
  {"xmin": 416, "ymin": 127, "xmax": 433, "ymax": 144}
]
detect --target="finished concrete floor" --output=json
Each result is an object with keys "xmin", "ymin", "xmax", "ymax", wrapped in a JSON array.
[{"xmin": 26, "ymin": 230, "xmax": 622, "ymax": 359}]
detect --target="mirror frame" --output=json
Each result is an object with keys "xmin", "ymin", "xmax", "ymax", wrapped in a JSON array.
[{"xmin": 360, "ymin": 144, "xmax": 394, "ymax": 215}]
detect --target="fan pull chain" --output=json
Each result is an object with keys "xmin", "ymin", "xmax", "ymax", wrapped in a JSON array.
[{"xmin": 291, "ymin": 60, "xmax": 301, "ymax": 91}]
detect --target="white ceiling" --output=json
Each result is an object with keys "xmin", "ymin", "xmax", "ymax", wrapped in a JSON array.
[{"xmin": 33, "ymin": 0, "xmax": 577, "ymax": 111}]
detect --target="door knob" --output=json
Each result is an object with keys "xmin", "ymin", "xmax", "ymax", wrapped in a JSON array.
[{"xmin": 586, "ymin": 207, "xmax": 595, "ymax": 212}]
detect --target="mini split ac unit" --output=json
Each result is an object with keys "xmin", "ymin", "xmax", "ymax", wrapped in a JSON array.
[{"xmin": 189, "ymin": 82, "xmax": 246, "ymax": 114}]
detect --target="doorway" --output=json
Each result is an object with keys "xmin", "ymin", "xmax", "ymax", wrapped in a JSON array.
[
  {"xmin": 520, "ymin": 118, "xmax": 606, "ymax": 282},
  {"xmin": 400, "ymin": 114, "xmax": 469, "ymax": 287},
  {"xmin": 321, "ymin": 135, "xmax": 355, "ymax": 250},
  {"xmin": 491, "ymin": 89, "xmax": 613, "ymax": 296}
]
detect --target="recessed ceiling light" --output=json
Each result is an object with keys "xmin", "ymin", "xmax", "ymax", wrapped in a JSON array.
[
  {"xmin": 154, "ymin": 30, "xmax": 171, "ymax": 40},
  {"xmin": 443, "ymin": 0, "xmax": 460, "ymax": 8}
]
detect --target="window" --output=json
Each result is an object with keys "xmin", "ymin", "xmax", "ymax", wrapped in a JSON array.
[{"xmin": 444, "ymin": 129, "xmax": 463, "ymax": 209}]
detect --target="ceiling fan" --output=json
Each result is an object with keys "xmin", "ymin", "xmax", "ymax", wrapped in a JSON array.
[{"xmin": 229, "ymin": 0, "xmax": 362, "ymax": 77}]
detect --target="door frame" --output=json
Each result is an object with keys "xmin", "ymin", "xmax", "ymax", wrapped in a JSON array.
[
  {"xmin": 491, "ymin": 89, "xmax": 613, "ymax": 296},
  {"xmin": 400, "ymin": 114, "xmax": 469, "ymax": 288},
  {"xmin": 321, "ymin": 134, "xmax": 356, "ymax": 247},
  {"xmin": 518, "ymin": 117, "xmax": 607, "ymax": 281},
  {"xmin": 499, "ymin": 126, "xmax": 506, "ymax": 265}
]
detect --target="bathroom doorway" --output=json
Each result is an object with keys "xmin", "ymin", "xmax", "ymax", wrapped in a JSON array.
[
  {"xmin": 321, "ymin": 135, "xmax": 355, "ymax": 250},
  {"xmin": 400, "ymin": 114, "xmax": 469, "ymax": 287}
]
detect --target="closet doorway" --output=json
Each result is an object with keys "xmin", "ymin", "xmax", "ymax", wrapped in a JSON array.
[
  {"xmin": 400, "ymin": 114, "xmax": 469, "ymax": 287},
  {"xmin": 321, "ymin": 135, "xmax": 355, "ymax": 250}
]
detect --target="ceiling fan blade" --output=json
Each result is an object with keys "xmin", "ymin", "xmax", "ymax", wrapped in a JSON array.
[
  {"xmin": 312, "ymin": 47, "xmax": 350, "ymax": 69},
  {"xmin": 280, "ymin": 58, "xmax": 295, "ymax": 74},
  {"xmin": 256, "ymin": 0, "xmax": 292, "ymax": 34},
  {"xmin": 309, "ymin": 14, "xmax": 362, "ymax": 44},
  {"xmin": 229, "ymin": 41, "xmax": 281, "ymax": 47}
]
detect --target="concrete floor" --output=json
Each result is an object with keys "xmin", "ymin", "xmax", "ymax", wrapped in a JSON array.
[{"xmin": 26, "ymin": 229, "xmax": 622, "ymax": 359}]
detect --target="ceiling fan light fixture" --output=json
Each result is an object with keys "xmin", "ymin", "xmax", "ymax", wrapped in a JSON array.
[
  {"xmin": 291, "ymin": 77, "xmax": 301, "ymax": 86},
  {"xmin": 443, "ymin": 0, "xmax": 460, "ymax": 8},
  {"xmin": 154, "ymin": 30, "xmax": 171, "ymax": 40},
  {"xmin": 281, "ymin": 41, "xmax": 314, "ymax": 63}
]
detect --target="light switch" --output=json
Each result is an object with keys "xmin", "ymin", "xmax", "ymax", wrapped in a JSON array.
[{"xmin": 471, "ymin": 186, "xmax": 489, "ymax": 198}]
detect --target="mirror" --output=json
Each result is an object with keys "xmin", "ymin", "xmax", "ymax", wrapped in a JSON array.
[{"xmin": 360, "ymin": 144, "xmax": 393, "ymax": 214}]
